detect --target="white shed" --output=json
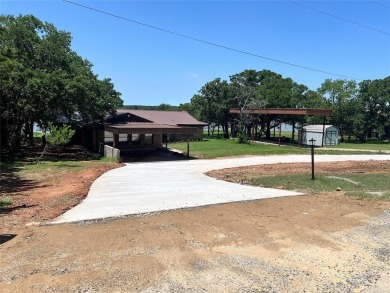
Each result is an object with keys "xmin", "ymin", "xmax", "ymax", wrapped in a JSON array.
[{"xmin": 299, "ymin": 125, "xmax": 338, "ymax": 147}]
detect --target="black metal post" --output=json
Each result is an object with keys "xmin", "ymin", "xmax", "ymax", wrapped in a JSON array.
[
  {"xmin": 309, "ymin": 138, "xmax": 316, "ymax": 180},
  {"xmin": 187, "ymin": 139, "xmax": 190, "ymax": 158}
]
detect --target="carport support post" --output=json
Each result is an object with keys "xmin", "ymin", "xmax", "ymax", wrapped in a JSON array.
[
  {"xmin": 309, "ymin": 138, "xmax": 316, "ymax": 180},
  {"xmin": 299, "ymin": 124, "xmax": 303, "ymax": 148},
  {"xmin": 186, "ymin": 138, "xmax": 190, "ymax": 158},
  {"xmin": 322, "ymin": 116, "xmax": 326, "ymax": 147}
]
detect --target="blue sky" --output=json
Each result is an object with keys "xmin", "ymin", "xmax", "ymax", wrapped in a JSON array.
[{"xmin": 2, "ymin": 0, "xmax": 390, "ymax": 106}]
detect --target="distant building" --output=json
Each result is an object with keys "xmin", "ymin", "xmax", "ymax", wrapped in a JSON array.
[{"xmin": 298, "ymin": 125, "xmax": 339, "ymax": 147}]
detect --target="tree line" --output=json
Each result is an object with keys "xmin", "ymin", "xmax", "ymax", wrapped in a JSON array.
[
  {"xmin": 183, "ymin": 69, "xmax": 390, "ymax": 142},
  {"xmin": 1, "ymin": 15, "xmax": 123, "ymax": 153}
]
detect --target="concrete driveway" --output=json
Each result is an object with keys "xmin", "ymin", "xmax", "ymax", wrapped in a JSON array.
[{"xmin": 52, "ymin": 154, "xmax": 390, "ymax": 224}]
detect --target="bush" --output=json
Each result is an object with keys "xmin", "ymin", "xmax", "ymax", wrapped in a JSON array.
[
  {"xmin": 36, "ymin": 123, "xmax": 76, "ymax": 163},
  {"xmin": 46, "ymin": 123, "xmax": 76, "ymax": 146},
  {"xmin": 0, "ymin": 197, "xmax": 13, "ymax": 207},
  {"xmin": 236, "ymin": 131, "xmax": 250, "ymax": 144}
]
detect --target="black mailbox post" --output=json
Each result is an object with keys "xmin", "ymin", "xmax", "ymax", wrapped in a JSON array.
[{"xmin": 309, "ymin": 138, "xmax": 316, "ymax": 180}]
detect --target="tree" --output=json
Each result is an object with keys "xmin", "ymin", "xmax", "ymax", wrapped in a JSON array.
[
  {"xmin": 229, "ymin": 70, "xmax": 264, "ymax": 141},
  {"xmin": 190, "ymin": 78, "xmax": 234, "ymax": 138},
  {"xmin": 189, "ymin": 69, "xmax": 318, "ymax": 142},
  {"xmin": 0, "ymin": 14, "xmax": 123, "ymax": 153},
  {"xmin": 230, "ymin": 69, "xmax": 309, "ymax": 140},
  {"xmin": 353, "ymin": 77, "xmax": 390, "ymax": 141},
  {"xmin": 317, "ymin": 79, "xmax": 358, "ymax": 141}
]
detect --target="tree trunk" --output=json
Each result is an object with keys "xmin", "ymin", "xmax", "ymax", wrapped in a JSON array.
[
  {"xmin": 291, "ymin": 122, "xmax": 295, "ymax": 142},
  {"xmin": 28, "ymin": 121, "xmax": 34, "ymax": 145},
  {"xmin": 385, "ymin": 125, "xmax": 390, "ymax": 140},
  {"xmin": 9, "ymin": 123, "xmax": 22, "ymax": 153},
  {"xmin": 265, "ymin": 120, "xmax": 271, "ymax": 140},
  {"xmin": 367, "ymin": 127, "xmax": 372, "ymax": 139},
  {"xmin": 223, "ymin": 112, "xmax": 229, "ymax": 138}
]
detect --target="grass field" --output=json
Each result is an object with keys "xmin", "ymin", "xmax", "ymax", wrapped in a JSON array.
[
  {"xmin": 0, "ymin": 156, "xmax": 115, "ymax": 173},
  {"xmin": 205, "ymin": 130, "xmax": 390, "ymax": 151},
  {"xmin": 327, "ymin": 142, "xmax": 390, "ymax": 151},
  {"xmin": 168, "ymin": 138, "xmax": 381, "ymax": 159},
  {"xmin": 246, "ymin": 173, "xmax": 390, "ymax": 200}
]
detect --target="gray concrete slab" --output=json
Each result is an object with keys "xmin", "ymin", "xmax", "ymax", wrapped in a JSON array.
[{"xmin": 52, "ymin": 154, "xmax": 390, "ymax": 224}]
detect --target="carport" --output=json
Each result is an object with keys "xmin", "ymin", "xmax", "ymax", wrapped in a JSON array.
[
  {"xmin": 101, "ymin": 123, "xmax": 200, "ymax": 162},
  {"xmin": 104, "ymin": 123, "xmax": 200, "ymax": 150}
]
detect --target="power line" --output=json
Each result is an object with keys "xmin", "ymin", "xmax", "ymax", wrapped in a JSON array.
[
  {"xmin": 63, "ymin": 0, "xmax": 362, "ymax": 80},
  {"xmin": 370, "ymin": 0, "xmax": 390, "ymax": 10},
  {"xmin": 288, "ymin": 0, "xmax": 390, "ymax": 36}
]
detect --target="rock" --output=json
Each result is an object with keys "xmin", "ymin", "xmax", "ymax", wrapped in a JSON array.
[
  {"xmin": 25, "ymin": 222, "xmax": 40, "ymax": 227},
  {"xmin": 336, "ymin": 187, "xmax": 342, "ymax": 191}
]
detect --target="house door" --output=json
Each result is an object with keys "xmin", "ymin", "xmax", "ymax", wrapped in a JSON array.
[{"xmin": 325, "ymin": 131, "xmax": 337, "ymax": 145}]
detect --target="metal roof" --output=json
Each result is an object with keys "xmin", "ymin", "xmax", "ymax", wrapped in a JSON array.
[
  {"xmin": 229, "ymin": 108, "xmax": 332, "ymax": 116},
  {"xmin": 104, "ymin": 123, "xmax": 199, "ymax": 134},
  {"xmin": 303, "ymin": 125, "xmax": 336, "ymax": 132},
  {"xmin": 116, "ymin": 109, "xmax": 208, "ymax": 126}
]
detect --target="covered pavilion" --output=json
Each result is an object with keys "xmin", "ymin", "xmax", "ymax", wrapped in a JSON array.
[{"xmin": 229, "ymin": 108, "xmax": 333, "ymax": 147}]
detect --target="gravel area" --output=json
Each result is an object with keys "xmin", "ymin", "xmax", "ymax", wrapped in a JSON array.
[{"xmin": 1, "ymin": 191, "xmax": 389, "ymax": 292}]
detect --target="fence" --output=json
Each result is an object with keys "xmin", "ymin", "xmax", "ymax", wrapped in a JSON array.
[{"xmin": 99, "ymin": 143, "xmax": 121, "ymax": 162}]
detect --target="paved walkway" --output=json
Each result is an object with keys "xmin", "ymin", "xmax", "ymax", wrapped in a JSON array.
[{"xmin": 52, "ymin": 154, "xmax": 390, "ymax": 224}]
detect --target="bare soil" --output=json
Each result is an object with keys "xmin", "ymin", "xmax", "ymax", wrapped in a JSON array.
[
  {"xmin": 0, "ymin": 161, "xmax": 122, "ymax": 232},
  {"xmin": 1, "ymin": 160, "xmax": 390, "ymax": 292}
]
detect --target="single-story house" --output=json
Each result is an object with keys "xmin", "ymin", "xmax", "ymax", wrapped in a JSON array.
[
  {"xmin": 298, "ymin": 125, "xmax": 339, "ymax": 147},
  {"xmin": 78, "ymin": 109, "xmax": 207, "ymax": 151}
]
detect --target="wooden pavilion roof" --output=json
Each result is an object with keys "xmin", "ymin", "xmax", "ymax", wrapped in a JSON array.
[{"xmin": 229, "ymin": 108, "xmax": 332, "ymax": 116}]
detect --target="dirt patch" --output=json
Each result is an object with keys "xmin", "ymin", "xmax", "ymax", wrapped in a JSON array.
[
  {"xmin": 0, "ymin": 161, "xmax": 122, "ymax": 232},
  {"xmin": 1, "ymin": 160, "xmax": 390, "ymax": 292}
]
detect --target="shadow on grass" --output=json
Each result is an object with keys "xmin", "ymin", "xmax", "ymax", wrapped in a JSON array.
[
  {"xmin": 0, "ymin": 163, "xmax": 44, "ymax": 194},
  {"xmin": 0, "ymin": 144, "xmax": 103, "ymax": 209},
  {"xmin": 1, "ymin": 144, "xmax": 101, "ymax": 164},
  {"xmin": 0, "ymin": 204, "xmax": 38, "ymax": 215}
]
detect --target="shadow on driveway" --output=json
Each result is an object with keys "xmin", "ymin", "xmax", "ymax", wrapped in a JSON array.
[{"xmin": 120, "ymin": 150, "xmax": 192, "ymax": 163}]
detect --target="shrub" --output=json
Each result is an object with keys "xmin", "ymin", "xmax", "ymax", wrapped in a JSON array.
[{"xmin": 46, "ymin": 123, "xmax": 76, "ymax": 146}]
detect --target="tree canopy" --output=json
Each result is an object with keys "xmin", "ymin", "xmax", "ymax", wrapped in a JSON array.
[
  {"xmin": 188, "ymin": 69, "xmax": 389, "ymax": 142},
  {"xmin": 189, "ymin": 69, "xmax": 319, "ymax": 140},
  {"xmin": 0, "ymin": 14, "xmax": 123, "ymax": 152}
]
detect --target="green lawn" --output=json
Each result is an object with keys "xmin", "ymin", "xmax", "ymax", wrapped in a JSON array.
[
  {"xmin": 168, "ymin": 138, "xmax": 379, "ymax": 159},
  {"xmin": 326, "ymin": 142, "xmax": 390, "ymax": 151},
  {"xmin": 33, "ymin": 132, "xmax": 42, "ymax": 138},
  {"xmin": 244, "ymin": 173, "xmax": 390, "ymax": 200},
  {"xmin": 204, "ymin": 130, "xmax": 295, "ymax": 140}
]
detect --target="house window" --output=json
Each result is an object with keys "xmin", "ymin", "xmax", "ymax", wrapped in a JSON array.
[{"xmin": 104, "ymin": 131, "xmax": 113, "ymax": 143}]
